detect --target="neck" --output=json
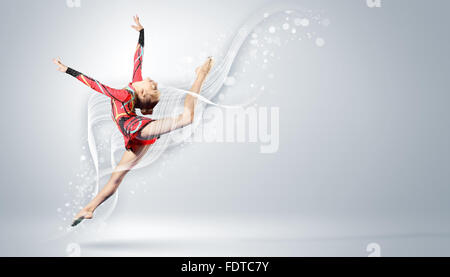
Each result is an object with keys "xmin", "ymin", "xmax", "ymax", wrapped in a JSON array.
[{"xmin": 131, "ymin": 83, "xmax": 143, "ymax": 108}]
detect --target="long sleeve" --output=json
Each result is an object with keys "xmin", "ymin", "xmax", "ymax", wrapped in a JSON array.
[
  {"xmin": 132, "ymin": 29, "xmax": 144, "ymax": 82},
  {"xmin": 66, "ymin": 67, "xmax": 130, "ymax": 102}
]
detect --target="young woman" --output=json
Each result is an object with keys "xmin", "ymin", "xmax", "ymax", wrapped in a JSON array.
[{"xmin": 53, "ymin": 15, "xmax": 214, "ymax": 227}]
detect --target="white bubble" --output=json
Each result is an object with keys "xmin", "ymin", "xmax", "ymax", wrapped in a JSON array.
[
  {"xmin": 291, "ymin": 28, "xmax": 297, "ymax": 34},
  {"xmin": 263, "ymin": 59, "xmax": 268, "ymax": 63},
  {"xmin": 316, "ymin": 37, "xmax": 325, "ymax": 47},
  {"xmin": 282, "ymin": 23, "xmax": 290, "ymax": 30},
  {"xmin": 184, "ymin": 56, "xmax": 193, "ymax": 63},
  {"xmin": 224, "ymin": 76, "xmax": 236, "ymax": 86},
  {"xmin": 57, "ymin": 208, "xmax": 62, "ymax": 213},
  {"xmin": 250, "ymin": 84, "xmax": 255, "ymax": 88},
  {"xmin": 268, "ymin": 26, "xmax": 276, "ymax": 33},
  {"xmin": 263, "ymin": 13, "xmax": 269, "ymax": 18},
  {"xmin": 260, "ymin": 86, "xmax": 265, "ymax": 91},
  {"xmin": 300, "ymin": 18, "xmax": 310, "ymax": 27},
  {"xmin": 80, "ymin": 155, "xmax": 86, "ymax": 161},
  {"xmin": 64, "ymin": 202, "xmax": 70, "ymax": 207}
]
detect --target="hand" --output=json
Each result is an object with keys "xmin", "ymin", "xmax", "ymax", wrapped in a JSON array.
[
  {"xmin": 53, "ymin": 57, "xmax": 68, "ymax": 73},
  {"xmin": 131, "ymin": 14, "xmax": 143, "ymax": 31}
]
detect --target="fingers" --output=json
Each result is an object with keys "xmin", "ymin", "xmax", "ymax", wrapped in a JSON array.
[
  {"xmin": 133, "ymin": 14, "xmax": 140, "ymax": 24},
  {"xmin": 53, "ymin": 58, "xmax": 63, "ymax": 67}
]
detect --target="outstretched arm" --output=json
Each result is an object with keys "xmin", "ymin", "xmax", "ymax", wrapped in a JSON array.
[
  {"xmin": 53, "ymin": 58, "xmax": 130, "ymax": 102},
  {"xmin": 131, "ymin": 15, "xmax": 144, "ymax": 82}
]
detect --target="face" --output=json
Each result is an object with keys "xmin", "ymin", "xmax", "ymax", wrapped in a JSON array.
[{"xmin": 139, "ymin": 77, "xmax": 160, "ymax": 115}]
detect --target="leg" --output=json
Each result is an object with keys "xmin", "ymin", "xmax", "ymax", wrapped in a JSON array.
[
  {"xmin": 136, "ymin": 57, "xmax": 214, "ymax": 140},
  {"xmin": 71, "ymin": 144, "xmax": 150, "ymax": 226}
]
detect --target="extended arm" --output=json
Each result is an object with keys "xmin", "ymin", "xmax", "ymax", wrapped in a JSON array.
[
  {"xmin": 53, "ymin": 58, "xmax": 130, "ymax": 102},
  {"xmin": 132, "ymin": 15, "xmax": 144, "ymax": 82}
]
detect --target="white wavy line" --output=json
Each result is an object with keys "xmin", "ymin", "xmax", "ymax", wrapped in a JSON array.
[{"xmin": 83, "ymin": 1, "xmax": 311, "ymax": 225}]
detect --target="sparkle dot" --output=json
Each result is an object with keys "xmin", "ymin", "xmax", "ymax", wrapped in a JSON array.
[
  {"xmin": 224, "ymin": 76, "xmax": 236, "ymax": 86},
  {"xmin": 291, "ymin": 28, "xmax": 297, "ymax": 34},
  {"xmin": 80, "ymin": 155, "xmax": 86, "ymax": 161},
  {"xmin": 297, "ymin": 18, "xmax": 309, "ymax": 27},
  {"xmin": 316, "ymin": 37, "xmax": 325, "ymax": 47},
  {"xmin": 268, "ymin": 26, "xmax": 276, "ymax": 33}
]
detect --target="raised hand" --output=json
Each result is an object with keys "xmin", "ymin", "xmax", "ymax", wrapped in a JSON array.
[
  {"xmin": 53, "ymin": 57, "xmax": 68, "ymax": 73},
  {"xmin": 131, "ymin": 14, "xmax": 143, "ymax": 31}
]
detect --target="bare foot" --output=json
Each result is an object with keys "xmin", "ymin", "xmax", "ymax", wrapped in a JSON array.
[
  {"xmin": 71, "ymin": 209, "xmax": 93, "ymax": 227},
  {"xmin": 196, "ymin": 56, "xmax": 214, "ymax": 77}
]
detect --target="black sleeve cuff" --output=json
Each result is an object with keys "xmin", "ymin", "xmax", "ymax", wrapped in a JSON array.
[
  {"xmin": 66, "ymin": 67, "xmax": 81, "ymax": 77},
  {"xmin": 139, "ymin": 28, "xmax": 144, "ymax": 47}
]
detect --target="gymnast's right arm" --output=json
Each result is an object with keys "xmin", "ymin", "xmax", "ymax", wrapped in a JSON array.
[{"xmin": 53, "ymin": 58, "xmax": 130, "ymax": 102}]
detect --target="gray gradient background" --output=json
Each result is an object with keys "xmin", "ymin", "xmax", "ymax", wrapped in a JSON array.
[{"xmin": 0, "ymin": 0, "xmax": 449, "ymax": 256}]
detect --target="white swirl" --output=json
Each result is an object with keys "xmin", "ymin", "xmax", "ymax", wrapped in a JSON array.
[{"xmin": 85, "ymin": 0, "xmax": 313, "ymax": 222}]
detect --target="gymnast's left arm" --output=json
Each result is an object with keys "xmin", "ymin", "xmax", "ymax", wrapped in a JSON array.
[
  {"xmin": 52, "ymin": 57, "xmax": 130, "ymax": 102},
  {"xmin": 131, "ymin": 15, "xmax": 144, "ymax": 82}
]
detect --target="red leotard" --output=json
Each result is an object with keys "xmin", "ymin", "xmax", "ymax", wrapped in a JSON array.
[{"xmin": 66, "ymin": 29, "xmax": 157, "ymax": 152}]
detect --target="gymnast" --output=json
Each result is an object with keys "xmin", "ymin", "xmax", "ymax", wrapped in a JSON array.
[{"xmin": 53, "ymin": 15, "xmax": 214, "ymax": 227}]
